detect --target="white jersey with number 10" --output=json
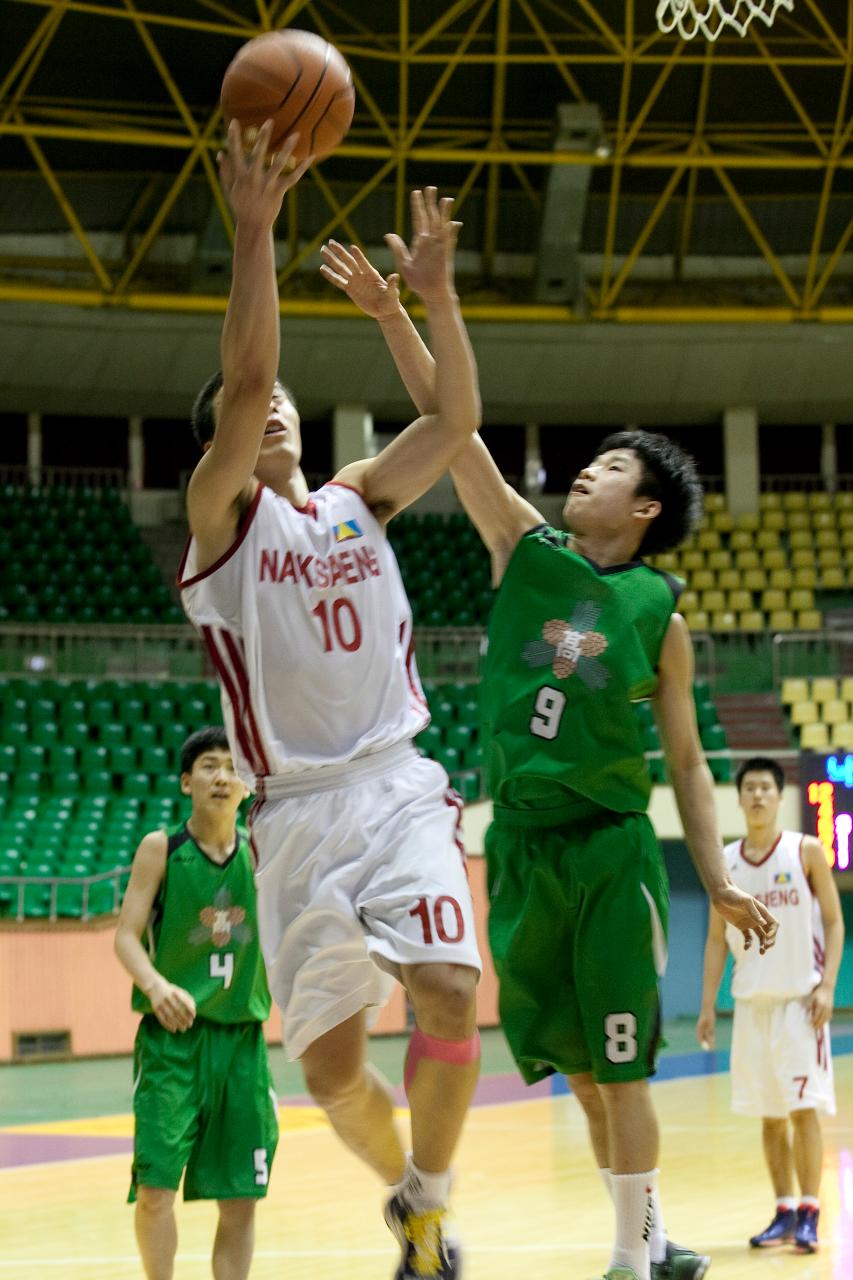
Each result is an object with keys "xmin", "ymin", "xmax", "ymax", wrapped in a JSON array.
[{"xmin": 179, "ymin": 482, "xmax": 429, "ymax": 787}]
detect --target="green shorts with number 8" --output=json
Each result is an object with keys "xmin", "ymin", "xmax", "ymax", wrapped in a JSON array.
[
  {"xmin": 129, "ymin": 1015, "xmax": 279, "ymax": 1201},
  {"xmin": 485, "ymin": 801, "xmax": 669, "ymax": 1085}
]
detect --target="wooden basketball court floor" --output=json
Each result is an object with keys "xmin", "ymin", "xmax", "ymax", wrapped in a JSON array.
[{"xmin": 1, "ymin": 1028, "xmax": 851, "ymax": 1280}]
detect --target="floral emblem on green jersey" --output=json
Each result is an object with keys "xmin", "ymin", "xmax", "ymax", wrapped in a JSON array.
[
  {"xmin": 189, "ymin": 887, "xmax": 252, "ymax": 947},
  {"xmin": 521, "ymin": 601, "xmax": 610, "ymax": 689}
]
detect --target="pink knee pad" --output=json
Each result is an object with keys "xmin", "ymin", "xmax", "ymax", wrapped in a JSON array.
[{"xmin": 404, "ymin": 1028, "xmax": 481, "ymax": 1095}]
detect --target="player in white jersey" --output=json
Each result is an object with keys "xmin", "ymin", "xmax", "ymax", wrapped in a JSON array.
[
  {"xmin": 697, "ymin": 757, "xmax": 844, "ymax": 1255},
  {"xmin": 179, "ymin": 122, "xmax": 482, "ymax": 1280}
]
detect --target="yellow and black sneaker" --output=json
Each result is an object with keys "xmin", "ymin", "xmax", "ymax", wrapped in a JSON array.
[{"xmin": 384, "ymin": 1192, "xmax": 461, "ymax": 1279}]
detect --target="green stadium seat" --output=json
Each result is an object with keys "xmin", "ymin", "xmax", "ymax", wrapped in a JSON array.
[
  {"xmin": 118, "ymin": 698, "xmax": 145, "ymax": 726},
  {"xmin": 55, "ymin": 884, "xmax": 84, "ymax": 917},
  {"xmin": 123, "ymin": 773, "xmax": 151, "ymax": 798},
  {"xmin": 51, "ymin": 745, "xmax": 78, "ymax": 771},
  {"xmin": 416, "ymin": 725, "xmax": 442, "ymax": 754},
  {"xmin": 22, "ymin": 884, "xmax": 51, "ymax": 918},
  {"xmin": 133, "ymin": 723, "xmax": 158, "ymax": 749},
  {"xmin": 85, "ymin": 881, "xmax": 118, "ymax": 917},
  {"xmin": 140, "ymin": 745, "xmax": 169, "ymax": 774},
  {"xmin": 455, "ymin": 771, "xmax": 481, "ymax": 803},
  {"xmin": 429, "ymin": 699, "xmax": 456, "ymax": 728},
  {"xmin": 108, "ymin": 745, "xmax": 138, "ymax": 774},
  {"xmin": 695, "ymin": 701, "xmax": 718, "ymax": 728},
  {"xmin": 154, "ymin": 773, "xmax": 180, "ymax": 798},
  {"xmin": 99, "ymin": 723, "xmax": 127, "ymax": 748},
  {"xmin": 15, "ymin": 770, "xmax": 43, "ymax": 794},
  {"xmin": 3, "ymin": 722, "xmax": 28, "ymax": 748},
  {"xmin": 434, "ymin": 745, "xmax": 460, "ymax": 773},
  {"xmin": 53, "ymin": 771, "xmax": 82, "ymax": 796},
  {"xmin": 160, "ymin": 723, "xmax": 188, "ymax": 753},
  {"xmin": 31, "ymin": 721, "xmax": 60, "ymax": 750},
  {"xmin": 64, "ymin": 722, "xmax": 92, "ymax": 749},
  {"xmin": 701, "ymin": 724, "xmax": 728, "ymax": 752},
  {"xmin": 83, "ymin": 769, "xmax": 114, "ymax": 795},
  {"xmin": 446, "ymin": 724, "xmax": 474, "ymax": 753},
  {"xmin": 79, "ymin": 744, "xmax": 110, "ymax": 772},
  {"xmin": 0, "ymin": 745, "xmax": 15, "ymax": 772}
]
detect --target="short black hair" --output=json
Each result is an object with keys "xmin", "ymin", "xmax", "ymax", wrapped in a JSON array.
[
  {"xmin": 735, "ymin": 756, "xmax": 785, "ymax": 794},
  {"xmin": 594, "ymin": 430, "xmax": 704, "ymax": 555},
  {"xmin": 190, "ymin": 372, "xmax": 299, "ymax": 451},
  {"xmin": 180, "ymin": 726, "xmax": 230, "ymax": 776}
]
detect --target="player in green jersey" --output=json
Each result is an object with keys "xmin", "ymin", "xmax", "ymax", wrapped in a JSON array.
[
  {"xmin": 320, "ymin": 239, "xmax": 778, "ymax": 1280},
  {"xmin": 115, "ymin": 727, "xmax": 278, "ymax": 1280}
]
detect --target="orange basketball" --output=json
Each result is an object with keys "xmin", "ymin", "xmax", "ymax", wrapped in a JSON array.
[{"xmin": 220, "ymin": 29, "xmax": 354, "ymax": 166}]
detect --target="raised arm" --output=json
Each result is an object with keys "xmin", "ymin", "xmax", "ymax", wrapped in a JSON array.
[
  {"xmin": 186, "ymin": 121, "xmax": 310, "ymax": 566},
  {"xmin": 114, "ymin": 831, "xmax": 197, "ymax": 1033},
  {"xmin": 321, "ymin": 222, "xmax": 541, "ymax": 575},
  {"xmin": 654, "ymin": 613, "xmax": 779, "ymax": 951},
  {"xmin": 330, "ymin": 189, "xmax": 481, "ymax": 521}
]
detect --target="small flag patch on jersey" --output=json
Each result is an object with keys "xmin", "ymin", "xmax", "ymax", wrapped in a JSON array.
[
  {"xmin": 334, "ymin": 519, "xmax": 363, "ymax": 542},
  {"xmin": 774, "ymin": 871, "xmax": 792, "ymax": 885}
]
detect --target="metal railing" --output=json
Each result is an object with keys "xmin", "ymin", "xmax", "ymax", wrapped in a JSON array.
[
  {"xmin": 0, "ymin": 623, "xmax": 211, "ymax": 680},
  {"xmin": 0, "ymin": 465, "xmax": 127, "ymax": 491},
  {"xmin": 772, "ymin": 631, "xmax": 853, "ymax": 689},
  {"xmin": 0, "ymin": 867, "xmax": 127, "ymax": 923}
]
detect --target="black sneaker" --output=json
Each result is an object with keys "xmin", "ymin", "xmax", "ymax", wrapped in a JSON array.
[
  {"xmin": 793, "ymin": 1206, "xmax": 819, "ymax": 1254},
  {"xmin": 384, "ymin": 1191, "xmax": 461, "ymax": 1279}
]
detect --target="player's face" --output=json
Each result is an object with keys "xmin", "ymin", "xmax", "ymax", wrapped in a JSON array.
[
  {"xmin": 256, "ymin": 382, "xmax": 302, "ymax": 473},
  {"xmin": 562, "ymin": 448, "xmax": 661, "ymax": 545},
  {"xmin": 738, "ymin": 770, "xmax": 782, "ymax": 824},
  {"xmin": 182, "ymin": 749, "xmax": 247, "ymax": 816}
]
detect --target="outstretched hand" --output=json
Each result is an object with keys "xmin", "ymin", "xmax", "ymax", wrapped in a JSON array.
[
  {"xmin": 385, "ymin": 187, "xmax": 461, "ymax": 304},
  {"xmin": 711, "ymin": 882, "xmax": 778, "ymax": 954},
  {"xmin": 218, "ymin": 119, "xmax": 312, "ymax": 228},
  {"xmin": 320, "ymin": 240, "xmax": 401, "ymax": 319}
]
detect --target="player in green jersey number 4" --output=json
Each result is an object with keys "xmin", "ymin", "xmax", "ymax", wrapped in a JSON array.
[
  {"xmin": 115, "ymin": 728, "xmax": 278, "ymax": 1280},
  {"xmin": 320, "ymin": 236, "xmax": 778, "ymax": 1280}
]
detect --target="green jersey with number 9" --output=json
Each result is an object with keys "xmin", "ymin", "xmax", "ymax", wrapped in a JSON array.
[
  {"xmin": 132, "ymin": 823, "xmax": 271, "ymax": 1023},
  {"xmin": 481, "ymin": 526, "xmax": 681, "ymax": 815}
]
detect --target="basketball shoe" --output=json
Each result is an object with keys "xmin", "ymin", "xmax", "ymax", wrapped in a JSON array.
[
  {"xmin": 384, "ymin": 1191, "xmax": 460, "ymax": 1279},
  {"xmin": 749, "ymin": 1207, "xmax": 796, "ymax": 1247},
  {"xmin": 793, "ymin": 1206, "xmax": 819, "ymax": 1253},
  {"xmin": 651, "ymin": 1240, "xmax": 711, "ymax": 1278}
]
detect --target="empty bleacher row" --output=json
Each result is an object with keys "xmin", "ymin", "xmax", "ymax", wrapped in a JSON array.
[{"xmin": 782, "ymin": 677, "xmax": 853, "ymax": 752}]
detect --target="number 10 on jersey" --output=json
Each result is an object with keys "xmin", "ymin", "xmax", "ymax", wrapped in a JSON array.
[{"xmin": 311, "ymin": 597, "xmax": 362, "ymax": 653}]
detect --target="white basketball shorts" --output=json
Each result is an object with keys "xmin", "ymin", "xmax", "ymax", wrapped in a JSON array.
[
  {"xmin": 249, "ymin": 743, "xmax": 481, "ymax": 1060},
  {"xmin": 730, "ymin": 995, "xmax": 835, "ymax": 1118}
]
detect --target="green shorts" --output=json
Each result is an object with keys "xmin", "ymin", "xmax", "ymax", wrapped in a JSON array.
[
  {"xmin": 486, "ymin": 802, "xmax": 669, "ymax": 1086},
  {"xmin": 129, "ymin": 1015, "xmax": 279, "ymax": 1202}
]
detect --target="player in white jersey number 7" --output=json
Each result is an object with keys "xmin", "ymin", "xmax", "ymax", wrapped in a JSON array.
[{"xmin": 178, "ymin": 120, "xmax": 483, "ymax": 1280}]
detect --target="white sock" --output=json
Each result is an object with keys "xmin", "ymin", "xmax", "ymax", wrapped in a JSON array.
[
  {"xmin": 405, "ymin": 1158, "xmax": 452, "ymax": 1210},
  {"xmin": 599, "ymin": 1166, "xmax": 614, "ymax": 1199},
  {"xmin": 649, "ymin": 1186, "xmax": 667, "ymax": 1265},
  {"xmin": 799, "ymin": 1195, "xmax": 819, "ymax": 1211},
  {"xmin": 609, "ymin": 1169, "xmax": 657, "ymax": 1280},
  {"xmin": 778, "ymin": 1196, "xmax": 797, "ymax": 1212}
]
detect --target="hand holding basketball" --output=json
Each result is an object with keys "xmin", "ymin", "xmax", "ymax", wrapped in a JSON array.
[
  {"xmin": 385, "ymin": 187, "xmax": 462, "ymax": 305},
  {"xmin": 320, "ymin": 240, "xmax": 401, "ymax": 320},
  {"xmin": 218, "ymin": 119, "xmax": 311, "ymax": 226}
]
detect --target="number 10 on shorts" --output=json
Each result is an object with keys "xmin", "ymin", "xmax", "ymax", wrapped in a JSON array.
[{"xmin": 409, "ymin": 896, "xmax": 465, "ymax": 945}]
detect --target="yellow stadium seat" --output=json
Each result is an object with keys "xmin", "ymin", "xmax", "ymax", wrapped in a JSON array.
[
  {"xmin": 763, "ymin": 511, "xmax": 786, "ymax": 532},
  {"xmin": 839, "ymin": 511, "xmax": 853, "ymax": 530},
  {"xmin": 762, "ymin": 549, "xmax": 787, "ymax": 570},
  {"xmin": 707, "ymin": 550, "xmax": 733, "ymax": 571},
  {"xmin": 816, "ymin": 529, "xmax": 837, "ymax": 549},
  {"xmin": 792, "ymin": 568, "xmax": 817, "ymax": 589},
  {"xmin": 811, "ymin": 678, "xmax": 839, "ymax": 704},
  {"xmin": 734, "ymin": 513, "xmax": 760, "ymax": 532},
  {"xmin": 712, "ymin": 611, "xmax": 737, "ymax": 632},
  {"xmin": 761, "ymin": 589, "xmax": 787, "ymax": 612},
  {"xmin": 701, "ymin": 589, "xmax": 726, "ymax": 614},
  {"xmin": 783, "ymin": 492, "xmax": 807, "ymax": 510},
  {"xmin": 797, "ymin": 609, "xmax": 823, "ymax": 630},
  {"xmin": 841, "ymin": 528, "xmax": 853, "ymax": 546},
  {"xmin": 681, "ymin": 550, "xmax": 705, "ymax": 572},
  {"xmin": 696, "ymin": 530, "xmax": 721, "ymax": 551},
  {"xmin": 684, "ymin": 610, "xmax": 709, "ymax": 632},
  {"xmin": 743, "ymin": 569, "xmax": 766, "ymax": 592},
  {"xmin": 769, "ymin": 569, "xmax": 794, "ymax": 591},
  {"xmin": 791, "ymin": 699, "xmax": 818, "ymax": 725},
  {"xmin": 781, "ymin": 678, "xmax": 809, "ymax": 705},
  {"xmin": 835, "ymin": 492, "xmax": 853, "ymax": 510},
  {"xmin": 692, "ymin": 569, "xmax": 716, "ymax": 592},
  {"xmin": 756, "ymin": 530, "xmax": 781, "ymax": 549},
  {"xmin": 800, "ymin": 722, "xmax": 829, "ymax": 750},
  {"xmin": 653, "ymin": 552, "xmax": 679, "ymax": 572},
  {"xmin": 728, "ymin": 589, "xmax": 753, "ymax": 613},
  {"xmin": 735, "ymin": 550, "xmax": 761, "ymax": 571},
  {"xmin": 789, "ymin": 588, "xmax": 815, "ymax": 611},
  {"xmin": 718, "ymin": 569, "xmax": 741, "ymax": 592},
  {"xmin": 711, "ymin": 511, "xmax": 735, "ymax": 533},
  {"xmin": 813, "ymin": 511, "xmax": 835, "ymax": 530},
  {"xmin": 760, "ymin": 492, "xmax": 783, "ymax": 510},
  {"xmin": 739, "ymin": 610, "xmax": 765, "ymax": 632},
  {"xmin": 830, "ymin": 722, "xmax": 853, "ymax": 749},
  {"xmin": 841, "ymin": 677, "xmax": 853, "ymax": 703},
  {"xmin": 810, "ymin": 493, "xmax": 832, "ymax": 512},
  {"xmin": 704, "ymin": 493, "xmax": 726, "ymax": 512},
  {"xmin": 788, "ymin": 512, "xmax": 810, "ymax": 531},
  {"xmin": 678, "ymin": 589, "xmax": 699, "ymax": 613},
  {"xmin": 730, "ymin": 530, "xmax": 753, "ymax": 551},
  {"xmin": 769, "ymin": 609, "xmax": 796, "ymax": 631},
  {"xmin": 790, "ymin": 549, "xmax": 814, "ymax": 569},
  {"xmin": 818, "ymin": 548, "xmax": 842, "ymax": 568},
  {"xmin": 789, "ymin": 530, "xmax": 812, "ymax": 549},
  {"xmin": 822, "ymin": 698, "xmax": 848, "ymax": 725}
]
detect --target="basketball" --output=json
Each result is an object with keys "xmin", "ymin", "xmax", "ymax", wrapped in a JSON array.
[{"xmin": 220, "ymin": 29, "xmax": 354, "ymax": 166}]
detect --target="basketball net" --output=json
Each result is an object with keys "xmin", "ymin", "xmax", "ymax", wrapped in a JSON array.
[{"xmin": 656, "ymin": 0, "xmax": 794, "ymax": 40}]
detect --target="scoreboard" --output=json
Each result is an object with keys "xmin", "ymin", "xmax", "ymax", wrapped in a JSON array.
[{"xmin": 800, "ymin": 751, "xmax": 853, "ymax": 871}]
